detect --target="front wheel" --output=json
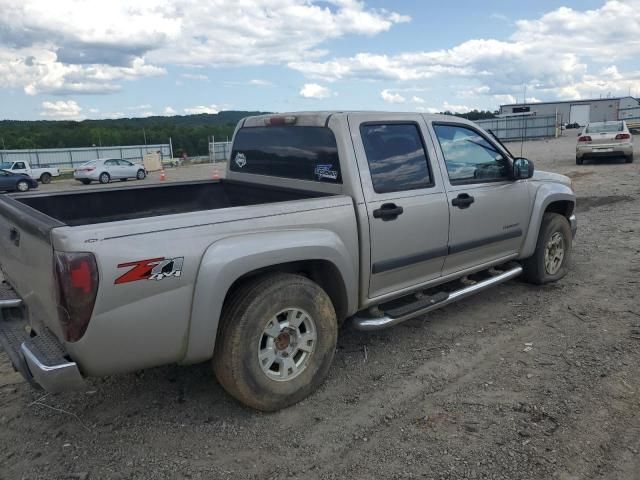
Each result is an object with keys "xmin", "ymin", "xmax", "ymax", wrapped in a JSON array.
[
  {"xmin": 522, "ymin": 213, "xmax": 572, "ymax": 284},
  {"xmin": 40, "ymin": 172, "xmax": 52, "ymax": 184},
  {"xmin": 98, "ymin": 172, "xmax": 110, "ymax": 184},
  {"xmin": 16, "ymin": 180, "xmax": 30, "ymax": 192},
  {"xmin": 213, "ymin": 273, "xmax": 337, "ymax": 411},
  {"xmin": 136, "ymin": 169, "xmax": 146, "ymax": 180}
]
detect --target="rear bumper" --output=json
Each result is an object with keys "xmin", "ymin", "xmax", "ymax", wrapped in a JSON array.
[
  {"xmin": 576, "ymin": 143, "xmax": 633, "ymax": 158},
  {"xmin": 0, "ymin": 288, "xmax": 84, "ymax": 393}
]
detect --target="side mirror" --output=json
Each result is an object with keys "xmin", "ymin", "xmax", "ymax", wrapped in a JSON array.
[{"xmin": 513, "ymin": 157, "xmax": 534, "ymax": 179}]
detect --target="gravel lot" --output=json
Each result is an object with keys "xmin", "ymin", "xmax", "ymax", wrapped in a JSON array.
[{"xmin": 1, "ymin": 133, "xmax": 639, "ymax": 479}]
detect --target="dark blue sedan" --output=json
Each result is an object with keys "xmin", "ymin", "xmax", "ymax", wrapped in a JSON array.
[{"xmin": 0, "ymin": 169, "xmax": 39, "ymax": 193}]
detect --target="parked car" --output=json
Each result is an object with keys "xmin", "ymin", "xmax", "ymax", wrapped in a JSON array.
[
  {"xmin": 0, "ymin": 160, "xmax": 60, "ymax": 184},
  {"xmin": 0, "ymin": 112, "xmax": 577, "ymax": 411},
  {"xmin": 576, "ymin": 120, "xmax": 634, "ymax": 164},
  {"xmin": 0, "ymin": 169, "xmax": 39, "ymax": 192},
  {"xmin": 74, "ymin": 158, "xmax": 147, "ymax": 184}
]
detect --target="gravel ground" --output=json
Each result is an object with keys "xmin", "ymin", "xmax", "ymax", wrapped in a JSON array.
[{"xmin": 1, "ymin": 133, "xmax": 639, "ymax": 480}]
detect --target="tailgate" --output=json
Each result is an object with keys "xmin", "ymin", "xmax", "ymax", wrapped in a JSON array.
[{"xmin": 0, "ymin": 194, "xmax": 64, "ymax": 335}]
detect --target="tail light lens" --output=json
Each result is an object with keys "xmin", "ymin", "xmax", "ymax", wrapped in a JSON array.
[
  {"xmin": 55, "ymin": 252, "xmax": 99, "ymax": 342},
  {"xmin": 615, "ymin": 133, "xmax": 630, "ymax": 140},
  {"xmin": 264, "ymin": 115, "xmax": 297, "ymax": 126},
  {"xmin": 578, "ymin": 135, "xmax": 592, "ymax": 142}
]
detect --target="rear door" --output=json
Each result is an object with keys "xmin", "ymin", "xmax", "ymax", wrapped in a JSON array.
[
  {"xmin": 348, "ymin": 114, "xmax": 450, "ymax": 299},
  {"xmin": 429, "ymin": 121, "xmax": 531, "ymax": 276},
  {"xmin": 103, "ymin": 159, "xmax": 121, "ymax": 178}
]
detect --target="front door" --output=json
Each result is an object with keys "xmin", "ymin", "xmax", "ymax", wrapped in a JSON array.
[
  {"xmin": 430, "ymin": 122, "xmax": 532, "ymax": 276},
  {"xmin": 348, "ymin": 114, "xmax": 450, "ymax": 299}
]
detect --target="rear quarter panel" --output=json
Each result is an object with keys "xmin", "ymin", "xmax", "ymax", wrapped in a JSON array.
[{"xmin": 53, "ymin": 195, "xmax": 358, "ymax": 376}]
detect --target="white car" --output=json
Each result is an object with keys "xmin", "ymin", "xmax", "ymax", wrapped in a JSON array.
[
  {"xmin": 0, "ymin": 160, "xmax": 60, "ymax": 183},
  {"xmin": 74, "ymin": 158, "xmax": 147, "ymax": 185},
  {"xmin": 576, "ymin": 121, "xmax": 634, "ymax": 164}
]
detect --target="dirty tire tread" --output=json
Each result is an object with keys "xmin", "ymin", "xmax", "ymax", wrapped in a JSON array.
[
  {"xmin": 522, "ymin": 212, "xmax": 572, "ymax": 285},
  {"xmin": 213, "ymin": 273, "xmax": 337, "ymax": 411}
]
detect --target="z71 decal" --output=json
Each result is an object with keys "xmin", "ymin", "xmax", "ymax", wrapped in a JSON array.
[{"xmin": 115, "ymin": 257, "xmax": 184, "ymax": 284}]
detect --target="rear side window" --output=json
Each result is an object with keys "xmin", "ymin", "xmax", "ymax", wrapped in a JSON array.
[
  {"xmin": 230, "ymin": 126, "xmax": 341, "ymax": 183},
  {"xmin": 360, "ymin": 123, "xmax": 432, "ymax": 193}
]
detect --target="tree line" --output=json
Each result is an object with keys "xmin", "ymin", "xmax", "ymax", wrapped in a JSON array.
[{"xmin": 0, "ymin": 111, "xmax": 267, "ymax": 157}]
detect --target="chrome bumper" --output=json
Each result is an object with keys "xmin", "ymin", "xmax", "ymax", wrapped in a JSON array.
[
  {"xmin": 569, "ymin": 213, "xmax": 577, "ymax": 238},
  {"xmin": 0, "ymin": 288, "xmax": 84, "ymax": 393}
]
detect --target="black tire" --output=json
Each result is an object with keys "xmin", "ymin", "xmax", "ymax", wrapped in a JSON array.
[
  {"xmin": 39, "ymin": 172, "xmax": 52, "ymax": 184},
  {"xmin": 136, "ymin": 169, "xmax": 146, "ymax": 180},
  {"xmin": 16, "ymin": 180, "xmax": 30, "ymax": 192},
  {"xmin": 213, "ymin": 273, "xmax": 337, "ymax": 411},
  {"xmin": 522, "ymin": 213, "xmax": 572, "ymax": 285},
  {"xmin": 120, "ymin": 178, "xmax": 128, "ymax": 182},
  {"xmin": 81, "ymin": 179, "xmax": 91, "ymax": 185},
  {"xmin": 99, "ymin": 172, "xmax": 110, "ymax": 184},
  {"xmin": 625, "ymin": 154, "xmax": 634, "ymax": 164},
  {"xmin": 576, "ymin": 156, "xmax": 584, "ymax": 165}
]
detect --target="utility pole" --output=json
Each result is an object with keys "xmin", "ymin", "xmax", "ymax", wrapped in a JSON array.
[{"xmin": 143, "ymin": 128, "xmax": 147, "ymax": 148}]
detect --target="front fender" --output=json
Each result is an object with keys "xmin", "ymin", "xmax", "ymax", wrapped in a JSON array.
[
  {"xmin": 519, "ymin": 184, "xmax": 575, "ymax": 259},
  {"xmin": 182, "ymin": 229, "xmax": 358, "ymax": 364}
]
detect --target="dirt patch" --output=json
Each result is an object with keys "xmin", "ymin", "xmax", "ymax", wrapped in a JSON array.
[
  {"xmin": 565, "ymin": 170, "xmax": 595, "ymax": 180},
  {"xmin": 576, "ymin": 195, "xmax": 634, "ymax": 212}
]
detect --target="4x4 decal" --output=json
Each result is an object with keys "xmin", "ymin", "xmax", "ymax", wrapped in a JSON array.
[{"xmin": 115, "ymin": 257, "xmax": 184, "ymax": 284}]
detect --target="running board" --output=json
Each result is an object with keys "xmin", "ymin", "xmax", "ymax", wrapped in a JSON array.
[
  {"xmin": 351, "ymin": 264, "xmax": 523, "ymax": 331},
  {"xmin": 0, "ymin": 282, "xmax": 22, "ymax": 309}
]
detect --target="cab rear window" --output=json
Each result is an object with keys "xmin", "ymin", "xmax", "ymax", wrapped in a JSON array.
[{"xmin": 230, "ymin": 126, "xmax": 341, "ymax": 183}]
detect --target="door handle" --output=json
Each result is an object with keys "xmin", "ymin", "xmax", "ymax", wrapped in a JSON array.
[
  {"xmin": 451, "ymin": 193, "xmax": 475, "ymax": 209},
  {"xmin": 373, "ymin": 203, "xmax": 404, "ymax": 221}
]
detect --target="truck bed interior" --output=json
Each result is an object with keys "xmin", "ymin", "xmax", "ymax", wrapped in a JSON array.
[{"xmin": 16, "ymin": 180, "xmax": 331, "ymax": 226}]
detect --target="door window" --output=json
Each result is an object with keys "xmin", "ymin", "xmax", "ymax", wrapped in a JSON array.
[
  {"xmin": 13, "ymin": 162, "xmax": 26, "ymax": 169},
  {"xmin": 433, "ymin": 124, "xmax": 510, "ymax": 184},
  {"xmin": 104, "ymin": 160, "xmax": 117, "ymax": 166},
  {"xmin": 360, "ymin": 123, "xmax": 432, "ymax": 194},
  {"xmin": 118, "ymin": 160, "xmax": 133, "ymax": 166}
]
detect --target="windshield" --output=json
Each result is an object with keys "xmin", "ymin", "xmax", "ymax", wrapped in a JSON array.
[
  {"xmin": 0, "ymin": 162, "xmax": 12, "ymax": 169},
  {"xmin": 586, "ymin": 122, "xmax": 624, "ymax": 133}
]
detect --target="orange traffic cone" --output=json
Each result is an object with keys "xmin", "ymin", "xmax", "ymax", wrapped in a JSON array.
[
  {"xmin": 160, "ymin": 169, "xmax": 166, "ymax": 181},
  {"xmin": 212, "ymin": 165, "xmax": 220, "ymax": 180}
]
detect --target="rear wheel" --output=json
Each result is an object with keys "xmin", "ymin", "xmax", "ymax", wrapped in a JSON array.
[
  {"xmin": 625, "ymin": 154, "xmax": 634, "ymax": 164},
  {"xmin": 16, "ymin": 180, "xmax": 30, "ymax": 192},
  {"xmin": 522, "ymin": 213, "xmax": 572, "ymax": 284},
  {"xmin": 39, "ymin": 172, "xmax": 52, "ymax": 184},
  {"xmin": 136, "ymin": 169, "xmax": 146, "ymax": 180},
  {"xmin": 99, "ymin": 172, "xmax": 110, "ymax": 184},
  {"xmin": 576, "ymin": 156, "xmax": 584, "ymax": 165},
  {"xmin": 213, "ymin": 273, "xmax": 337, "ymax": 411},
  {"xmin": 81, "ymin": 179, "xmax": 91, "ymax": 185}
]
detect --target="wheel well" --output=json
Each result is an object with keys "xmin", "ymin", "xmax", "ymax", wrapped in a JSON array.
[
  {"xmin": 545, "ymin": 200, "xmax": 574, "ymax": 218},
  {"xmin": 224, "ymin": 260, "xmax": 349, "ymax": 323}
]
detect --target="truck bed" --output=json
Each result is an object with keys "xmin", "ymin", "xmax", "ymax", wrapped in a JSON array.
[{"xmin": 14, "ymin": 179, "xmax": 329, "ymax": 226}]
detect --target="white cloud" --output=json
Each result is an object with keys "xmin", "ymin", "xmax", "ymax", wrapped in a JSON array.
[
  {"xmin": 421, "ymin": 101, "xmax": 475, "ymax": 114},
  {"xmin": 180, "ymin": 73, "xmax": 209, "ymax": 81},
  {"xmin": 411, "ymin": 96, "xmax": 425, "ymax": 104},
  {"xmin": 0, "ymin": 1, "xmax": 408, "ymax": 95},
  {"xmin": 300, "ymin": 83, "xmax": 332, "ymax": 99},
  {"xmin": 248, "ymin": 79, "xmax": 273, "ymax": 87},
  {"xmin": 290, "ymin": 1, "xmax": 640, "ymax": 101},
  {"xmin": 40, "ymin": 100, "xmax": 83, "ymax": 119},
  {"xmin": 380, "ymin": 89, "xmax": 406, "ymax": 103},
  {"xmin": 184, "ymin": 104, "xmax": 219, "ymax": 114},
  {"xmin": 127, "ymin": 104, "xmax": 152, "ymax": 110},
  {"xmin": 163, "ymin": 106, "xmax": 177, "ymax": 115}
]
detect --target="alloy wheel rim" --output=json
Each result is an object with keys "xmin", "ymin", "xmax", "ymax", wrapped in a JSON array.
[
  {"xmin": 544, "ymin": 232, "xmax": 565, "ymax": 275},
  {"xmin": 258, "ymin": 308, "xmax": 317, "ymax": 382},
  {"xmin": 17, "ymin": 182, "xmax": 28, "ymax": 192}
]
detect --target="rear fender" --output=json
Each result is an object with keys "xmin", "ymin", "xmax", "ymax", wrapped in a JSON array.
[
  {"xmin": 519, "ymin": 185, "xmax": 575, "ymax": 259},
  {"xmin": 182, "ymin": 229, "xmax": 357, "ymax": 364}
]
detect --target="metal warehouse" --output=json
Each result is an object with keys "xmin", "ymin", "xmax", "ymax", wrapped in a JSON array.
[{"xmin": 499, "ymin": 96, "xmax": 640, "ymax": 126}]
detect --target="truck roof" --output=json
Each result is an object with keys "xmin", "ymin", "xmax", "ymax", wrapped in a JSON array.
[{"xmin": 241, "ymin": 111, "xmax": 474, "ymax": 128}]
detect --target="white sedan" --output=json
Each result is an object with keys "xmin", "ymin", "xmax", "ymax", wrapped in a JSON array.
[
  {"xmin": 74, "ymin": 158, "xmax": 147, "ymax": 185},
  {"xmin": 576, "ymin": 121, "xmax": 634, "ymax": 164}
]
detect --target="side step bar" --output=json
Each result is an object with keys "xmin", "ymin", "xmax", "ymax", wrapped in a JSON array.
[
  {"xmin": 0, "ymin": 281, "xmax": 22, "ymax": 308},
  {"xmin": 352, "ymin": 263, "xmax": 523, "ymax": 331}
]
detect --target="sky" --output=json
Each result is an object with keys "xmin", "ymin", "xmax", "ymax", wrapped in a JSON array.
[{"xmin": 1, "ymin": 0, "xmax": 639, "ymax": 120}]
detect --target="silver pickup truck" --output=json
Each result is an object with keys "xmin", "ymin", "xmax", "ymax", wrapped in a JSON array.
[{"xmin": 0, "ymin": 112, "xmax": 577, "ymax": 411}]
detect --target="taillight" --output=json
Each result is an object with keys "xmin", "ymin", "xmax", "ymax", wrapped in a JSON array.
[
  {"xmin": 83, "ymin": 167, "xmax": 95, "ymax": 172},
  {"xmin": 615, "ymin": 133, "xmax": 630, "ymax": 140},
  {"xmin": 264, "ymin": 115, "xmax": 297, "ymax": 126},
  {"xmin": 578, "ymin": 135, "xmax": 592, "ymax": 142},
  {"xmin": 55, "ymin": 252, "xmax": 99, "ymax": 342}
]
